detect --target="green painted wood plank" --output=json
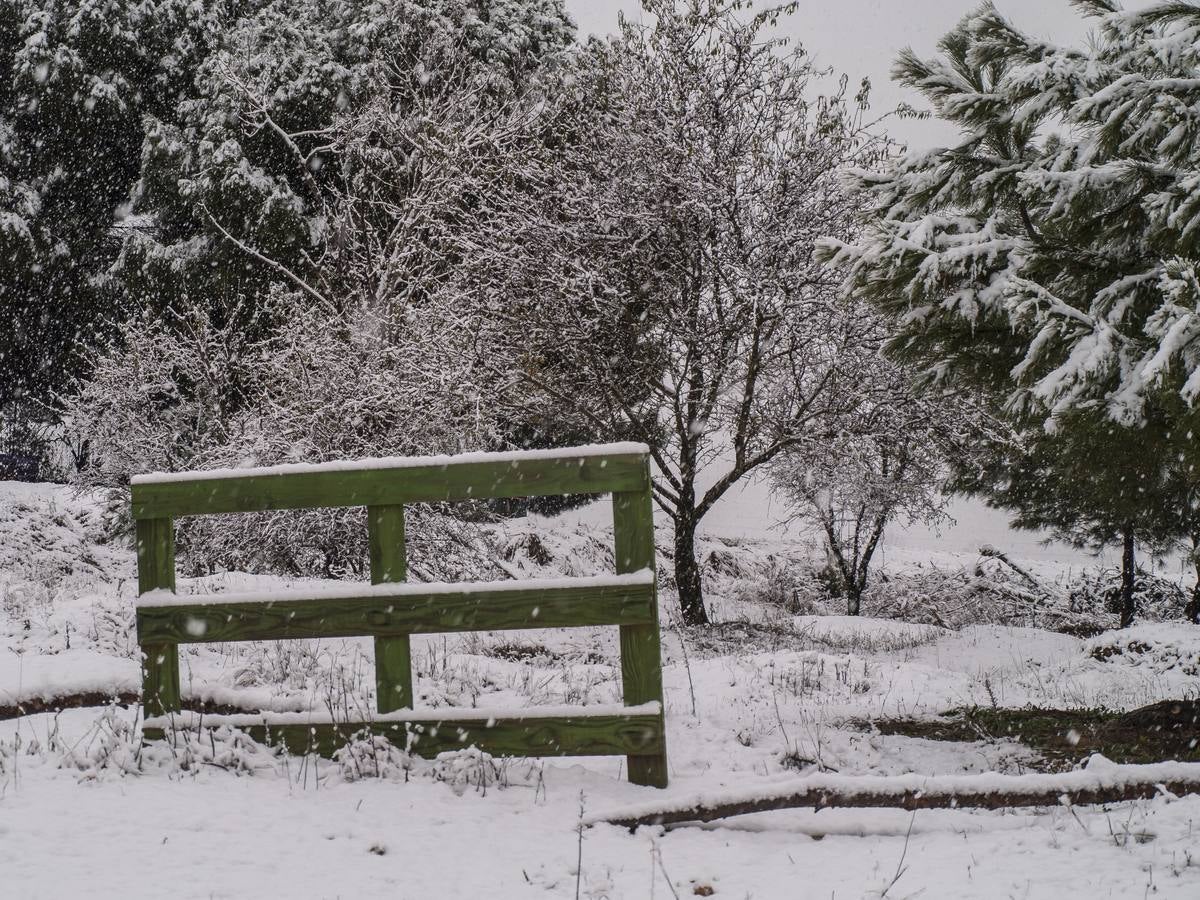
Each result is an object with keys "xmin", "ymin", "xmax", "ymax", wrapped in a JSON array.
[
  {"xmin": 369, "ymin": 505, "xmax": 413, "ymax": 714},
  {"xmin": 136, "ymin": 516, "xmax": 176, "ymax": 596},
  {"xmin": 136, "ymin": 580, "xmax": 657, "ymax": 644},
  {"xmin": 131, "ymin": 452, "xmax": 649, "ymax": 519},
  {"xmin": 153, "ymin": 713, "xmax": 664, "ymax": 759},
  {"xmin": 368, "ymin": 504, "xmax": 408, "ymax": 584},
  {"xmin": 135, "ymin": 517, "xmax": 180, "ymax": 729},
  {"xmin": 613, "ymin": 478, "xmax": 669, "ymax": 788}
]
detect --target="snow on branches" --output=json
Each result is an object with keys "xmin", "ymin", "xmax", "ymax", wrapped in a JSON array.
[
  {"xmin": 821, "ymin": 0, "xmax": 1200, "ymax": 427},
  {"xmin": 450, "ymin": 0, "xmax": 891, "ymax": 624}
]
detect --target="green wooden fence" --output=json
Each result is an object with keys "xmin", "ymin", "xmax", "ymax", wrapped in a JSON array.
[{"xmin": 132, "ymin": 443, "xmax": 668, "ymax": 787}]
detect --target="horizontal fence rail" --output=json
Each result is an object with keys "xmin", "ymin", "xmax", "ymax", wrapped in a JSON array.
[
  {"xmin": 130, "ymin": 444, "xmax": 650, "ymax": 519},
  {"xmin": 133, "ymin": 443, "xmax": 668, "ymax": 787},
  {"xmin": 145, "ymin": 704, "xmax": 664, "ymax": 759},
  {"xmin": 136, "ymin": 573, "xmax": 657, "ymax": 644}
]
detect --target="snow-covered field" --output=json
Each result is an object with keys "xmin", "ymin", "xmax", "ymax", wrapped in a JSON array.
[{"xmin": 2, "ymin": 482, "xmax": 1199, "ymax": 898}]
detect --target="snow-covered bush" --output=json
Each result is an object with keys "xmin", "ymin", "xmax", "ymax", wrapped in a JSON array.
[
  {"xmin": 6, "ymin": 707, "xmax": 282, "ymax": 781},
  {"xmin": 61, "ymin": 1, "xmax": 576, "ymax": 577},
  {"xmin": 64, "ymin": 297, "xmax": 269, "ymax": 491},
  {"xmin": 1088, "ymin": 624, "xmax": 1200, "ymax": 678},
  {"xmin": 717, "ymin": 541, "xmax": 1196, "ymax": 634},
  {"xmin": 429, "ymin": 747, "xmax": 507, "ymax": 795},
  {"xmin": 333, "ymin": 733, "xmax": 416, "ymax": 782},
  {"xmin": 1069, "ymin": 569, "xmax": 1192, "ymax": 625},
  {"xmin": 65, "ymin": 287, "xmax": 502, "ymax": 579},
  {"xmin": 332, "ymin": 736, "xmax": 506, "ymax": 794},
  {"xmin": 728, "ymin": 556, "xmax": 828, "ymax": 616},
  {"xmin": 163, "ymin": 296, "xmax": 497, "ymax": 579},
  {"xmin": 863, "ymin": 563, "xmax": 1091, "ymax": 632}
]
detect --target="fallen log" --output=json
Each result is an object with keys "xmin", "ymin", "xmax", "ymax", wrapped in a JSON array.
[
  {"xmin": 587, "ymin": 757, "xmax": 1200, "ymax": 830},
  {"xmin": 0, "ymin": 691, "xmax": 141, "ymax": 722},
  {"xmin": 0, "ymin": 691, "xmax": 290, "ymax": 722}
]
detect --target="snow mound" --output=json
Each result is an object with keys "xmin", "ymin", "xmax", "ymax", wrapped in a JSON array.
[{"xmin": 1087, "ymin": 623, "xmax": 1200, "ymax": 677}]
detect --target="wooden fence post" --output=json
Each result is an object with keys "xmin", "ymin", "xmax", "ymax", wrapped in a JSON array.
[
  {"xmin": 137, "ymin": 516, "xmax": 179, "ymax": 736},
  {"xmin": 613, "ymin": 467, "xmax": 668, "ymax": 788},
  {"xmin": 368, "ymin": 504, "xmax": 414, "ymax": 713}
]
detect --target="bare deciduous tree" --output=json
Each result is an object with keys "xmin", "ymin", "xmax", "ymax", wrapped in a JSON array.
[
  {"xmin": 455, "ymin": 0, "xmax": 888, "ymax": 624},
  {"xmin": 773, "ymin": 353, "xmax": 979, "ymax": 614}
]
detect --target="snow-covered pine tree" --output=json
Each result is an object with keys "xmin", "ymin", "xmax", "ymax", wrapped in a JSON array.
[
  {"xmin": 952, "ymin": 405, "xmax": 1191, "ymax": 626},
  {"xmin": 820, "ymin": 1, "xmax": 1200, "ymax": 623},
  {"xmin": 0, "ymin": 0, "xmax": 225, "ymax": 418}
]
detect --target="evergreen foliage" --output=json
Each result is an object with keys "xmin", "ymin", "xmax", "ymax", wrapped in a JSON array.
[
  {"xmin": 0, "ymin": 0, "xmax": 228, "ymax": 412},
  {"xmin": 823, "ymin": 1, "xmax": 1200, "ymax": 425},
  {"xmin": 821, "ymin": 1, "xmax": 1200, "ymax": 623}
]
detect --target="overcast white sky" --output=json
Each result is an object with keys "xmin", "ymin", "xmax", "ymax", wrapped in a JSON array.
[{"xmin": 563, "ymin": 1, "xmax": 1114, "ymax": 149}]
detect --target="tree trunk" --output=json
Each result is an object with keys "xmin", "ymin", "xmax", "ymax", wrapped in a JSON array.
[
  {"xmin": 1188, "ymin": 538, "xmax": 1200, "ymax": 625},
  {"xmin": 674, "ymin": 514, "xmax": 709, "ymax": 626},
  {"xmin": 845, "ymin": 514, "xmax": 888, "ymax": 618},
  {"xmin": 1120, "ymin": 523, "xmax": 1136, "ymax": 629},
  {"xmin": 845, "ymin": 583, "xmax": 862, "ymax": 616}
]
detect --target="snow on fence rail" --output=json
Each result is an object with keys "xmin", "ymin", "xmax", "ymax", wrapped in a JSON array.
[{"xmin": 132, "ymin": 443, "xmax": 668, "ymax": 787}]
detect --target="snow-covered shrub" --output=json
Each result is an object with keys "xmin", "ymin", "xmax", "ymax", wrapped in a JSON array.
[
  {"xmin": 0, "ymin": 483, "xmax": 135, "ymax": 658},
  {"xmin": 429, "ymin": 747, "xmax": 506, "ymax": 795},
  {"xmin": 331, "ymin": 736, "xmax": 505, "ymax": 794},
  {"xmin": 729, "ymin": 550, "xmax": 1191, "ymax": 634},
  {"xmin": 62, "ymin": 1, "xmax": 575, "ymax": 578},
  {"xmin": 65, "ymin": 289, "xmax": 506, "ymax": 580},
  {"xmin": 495, "ymin": 524, "xmax": 616, "ymax": 580},
  {"xmin": 1068, "ymin": 570, "xmax": 1192, "ymax": 624},
  {"xmin": 1088, "ymin": 624, "xmax": 1200, "ymax": 678},
  {"xmin": 150, "ymin": 723, "xmax": 282, "ymax": 777},
  {"xmin": 64, "ymin": 298, "xmax": 268, "ymax": 493},
  {"xmin": 79, "ymin": 596, "xmax": 138, "ymax": 661},
  {"xmin": 862, "ymin": 562, "xmax": 1100, "ymax": 632},
  {"xmin": 26, "ymin": 706, "xmax": 280, "ymax": 781},
  {"xmin": 333, "ymin": 733, "xmax": 416, "ymax": 782},
  {"xmin": 57, "ymin": 706, "xmax": 144, "ymax": 779},
  {"xmin": 220, "ymin": 639, "xmax": 391, "ymax": 722},
  {"xmin": 729, "ymin": 557, "xmax": 827, "ymax": 615}
]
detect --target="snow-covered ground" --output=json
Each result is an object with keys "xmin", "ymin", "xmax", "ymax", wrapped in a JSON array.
[{"xmin": 2, "ymin": 482, "xmax": 1199, "ymax": 898}]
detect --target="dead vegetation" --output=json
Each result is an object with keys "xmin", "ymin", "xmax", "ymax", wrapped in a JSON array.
[{"xmin": 869, "ymin": 700, "xmax": 1200, "ymax": 769}]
